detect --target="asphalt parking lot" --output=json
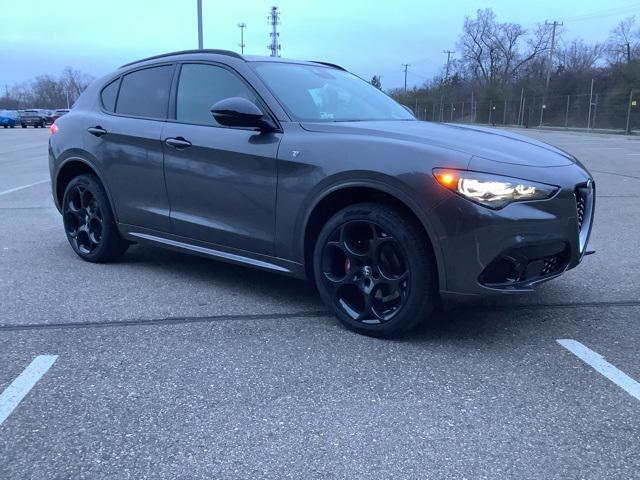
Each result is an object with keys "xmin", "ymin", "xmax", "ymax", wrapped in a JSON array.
[{"xmin": 1, "ymin": 126, "xmax": 639, "ymax": 479}]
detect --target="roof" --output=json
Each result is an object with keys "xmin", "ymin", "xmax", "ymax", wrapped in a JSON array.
[
  {"xmin": 118, "ymin": 49, "xmax": 242, "ymax": 68},
  {"xmin": 118, "ymin": 50, "xmax": 345, "ymax": 71}
]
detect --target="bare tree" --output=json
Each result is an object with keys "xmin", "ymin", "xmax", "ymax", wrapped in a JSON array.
[
  {"xmin": 556, "ymin": 39, "xmax": 604, "ymax": 72},
  {"xmin": 30, "ymin": 75, "xmax": 67, "ymax": 108},
  {"xmin": 61, "ymin": 66, "xmax": 95, "ymax": 106},
  {"xmin": 607, "ymin": 16, "xmax": 639, "ymax": 64},
  {"xmin": 457, "ymin": 9, "xmax": 552, "ymax": 88}
]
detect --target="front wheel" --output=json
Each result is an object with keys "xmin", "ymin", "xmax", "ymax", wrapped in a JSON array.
[
  {"xmin": 62, "ymin": 174, "xmax": 129, "ymax": 262},
  {"xmin": 313, "ymin": 203, "xmax": 437, "ymax": 338}
]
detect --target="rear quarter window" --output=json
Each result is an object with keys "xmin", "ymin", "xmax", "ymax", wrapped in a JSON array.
[{"xmin": 101, "ymin": 79, "xmax": 120, "ymax": 112}]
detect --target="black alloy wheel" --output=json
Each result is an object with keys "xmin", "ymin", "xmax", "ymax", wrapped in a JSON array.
[
  {"xmin": 62, "ymin": 174, "xmax": 129, "ymax": 262},
  {"xmin": 64, "ymin": 184, "xmax": 104, "ymax": 255},
  {"xmin": 321, "ymin": 220, "xmax": 410, "ymax": 323},
  {"xmin": 314, "ymin": 203, "xmax": 437, "ymax": 337}
]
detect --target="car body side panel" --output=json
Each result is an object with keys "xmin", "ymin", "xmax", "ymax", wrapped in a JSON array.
[
  {"xmin": 82, "ymin": 113, "xmax": 171, "ymax": 232},
  {"xmin": 274, "ymin": 122, "xmax": 473, "ymax": 289},
  {"xmin": 162, "ymin": 123, "xmax": 281, "ymax": 255}
]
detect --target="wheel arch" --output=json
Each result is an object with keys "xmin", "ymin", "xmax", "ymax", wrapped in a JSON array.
[
  {"xmin": 301, "ymin": 180, "xmax": 446, "ymax": 291},
  {"xmin": 54, "ymin": 156, "xmax": 118, "ymax": 221}
]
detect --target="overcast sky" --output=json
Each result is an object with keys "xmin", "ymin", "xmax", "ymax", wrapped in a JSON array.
[{"xmin": 2, "ymin": 0, "xmax": 639, "ymax": 89}]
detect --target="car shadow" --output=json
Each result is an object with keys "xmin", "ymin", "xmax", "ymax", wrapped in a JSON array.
[
  {"xmin": 114, "ymin": 243, "xmax": 566, "ymax": 342},
  {"xmin": 117, "ymin": 243, "xmax": 323, "ymax": 308}
]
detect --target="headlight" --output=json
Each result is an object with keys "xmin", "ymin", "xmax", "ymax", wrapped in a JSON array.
[{"xmin": 433, "ymin": 169, "xmax": 559, "ymax": 209}]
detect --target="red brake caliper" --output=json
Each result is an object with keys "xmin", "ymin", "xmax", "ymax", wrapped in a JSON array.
[{"xmin": 344, "ymin": 257, "xmax": 351, "ymax": 273}]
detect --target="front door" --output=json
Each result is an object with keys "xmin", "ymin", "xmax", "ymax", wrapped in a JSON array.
[{"xmin": 162, "ymin": 63, "xmax": 281, "ymax": 255}]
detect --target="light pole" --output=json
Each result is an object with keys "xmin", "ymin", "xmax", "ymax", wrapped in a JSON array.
[
  {"xmin": 197, "ymin": 0, "xmax": 203, "ymax": 49},
  {"xmin": 237, "ymin": 22, "xmax": 246, "ymax": 54}
]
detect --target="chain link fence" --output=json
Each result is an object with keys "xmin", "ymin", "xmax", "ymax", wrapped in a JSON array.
[{"xmin": 413, "ymin": 90, "xmax": 639, "ymax": 134}]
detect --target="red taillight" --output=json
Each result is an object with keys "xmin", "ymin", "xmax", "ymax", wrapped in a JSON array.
[{"xmin": 50, "ymin": 123, "xmax": 59, "ymax": 135}]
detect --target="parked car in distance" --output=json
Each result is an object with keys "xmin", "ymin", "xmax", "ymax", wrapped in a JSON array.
[
  {"xmin": 48, "ymin": 50, "xmax": 595, "ymax": 337},
  {"xmin": 19, "ymin": 109, "xmax": 47, "ymax": 128},
  {"xmin": 51, "ymin": 109, "xmax": 70, "ymax": 122},
  {"xmin": 0, "ymin": 109, "xmax": 19, "ymax": 128},
  {"xmin": 43, "ymin": 110, "xmax": 55, "ymax": 124}
]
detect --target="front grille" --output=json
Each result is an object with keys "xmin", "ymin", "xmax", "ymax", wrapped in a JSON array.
[{"xmin": 576, "ymin": 191, "xmax": 586, "ymax": 231}]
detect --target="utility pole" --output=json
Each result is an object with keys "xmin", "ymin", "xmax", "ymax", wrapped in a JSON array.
[
  {"xmin": 587, "ymin": 78, "xmax": 594, "ymax": 129},
  {"xmin": 237, "ymin": 22, "xmax": 246, "ymax": 54},
  {"xmin": 402, "ymin": 63, "xmax": 410, "ymax": 93},
  {"xmin": 544, "ymin": 21, "xmax": 562, "ymax": 92},
  {"xmin": 626, "ymin": 89, "xmax": 635, "ymax": 134},
  {"xmin": 540, "ymin": 20, "xmax": 562, "ymax": 125},
  {"xmin": 442, "ymin": 50, "xmax": 455, "ymax": 81},
  {"xmin": 268, "ymin": 6, "xmax": 281, "ymax": 57},
  {"xmin": 197, "ymin": 0, "xmax": 203, "ymax": 49},
  {"xmin": 624, "ymin": 42, "xmax": 632, "ymax": 64}
]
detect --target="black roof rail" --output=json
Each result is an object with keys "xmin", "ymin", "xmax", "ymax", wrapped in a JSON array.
[
  {"xmin": 309, "ymin": 61, "xmax": 346, "ymax": 71},
  {"xmin": 119, "ymin": 49, "xmax": 243, "ymax": 69}
]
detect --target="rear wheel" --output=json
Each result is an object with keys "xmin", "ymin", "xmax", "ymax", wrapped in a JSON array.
[
  {"xmin": 313, "ymin": 202, "xmax": 437, "ymax": 338},
  {"xmin": 62, "ymin": 174, "xmax": 129, "ymax": 262}
]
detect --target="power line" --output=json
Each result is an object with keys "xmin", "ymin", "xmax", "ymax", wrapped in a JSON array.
[{"xmin": 563, "ymin": 3, "xmax": 640, "ymax": 22}]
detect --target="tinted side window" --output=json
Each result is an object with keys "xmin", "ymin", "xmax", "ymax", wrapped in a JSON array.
[
  {"xmin": 176, "ymin": 64, "xmax": 257, "ymax": 126},
  {"xmin": 101, "ymin": 78, "xmax": 120, "ymax": 112},
  {"xmin": 116, "ymin": 65, "xmax": 173, "ymax": 118}
]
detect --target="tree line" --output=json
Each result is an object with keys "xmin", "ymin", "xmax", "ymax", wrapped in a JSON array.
[
  {"xmin": 385, "ymin": 9, "xmax": 640, "ymax": 128},
  {"xmin": 0, "ymin": 67, "xmax": 95, "ymax": 110}
]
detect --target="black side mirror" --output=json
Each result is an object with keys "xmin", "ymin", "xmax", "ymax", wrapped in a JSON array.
[{"xmin": 210, "ymin": 97, "xmax": 277, "ymax": 130}]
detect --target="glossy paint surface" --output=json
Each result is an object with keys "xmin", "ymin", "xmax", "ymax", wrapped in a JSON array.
[{"xmin": 49, "ymin": 51, "xmax": 594, "ymax": 298}]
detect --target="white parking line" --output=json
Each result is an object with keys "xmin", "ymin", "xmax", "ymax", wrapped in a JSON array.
[
  {"xmin": 557, "ymin": 339, "xmax": 640, "ymax": 402},
  {"xmin": 0, "ymin": 355, "xmax": 58, "ymax": 426},
  {"xmin": 0, "ymin": 179, "xmax": 50, "ymax": 197}
]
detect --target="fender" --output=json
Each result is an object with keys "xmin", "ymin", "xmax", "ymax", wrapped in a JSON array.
[
  {"xmin": 54, "ymin": 151, "xmax": 120, "ymax": 223},
  {"xmin": 297, "ymin": 171, "xmax": 448, "ymax": 291}
]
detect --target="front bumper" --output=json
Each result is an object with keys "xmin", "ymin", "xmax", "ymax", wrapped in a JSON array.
[{"xmin": 431, "ymin": 164, "xmax": 595, "ymax": 298}]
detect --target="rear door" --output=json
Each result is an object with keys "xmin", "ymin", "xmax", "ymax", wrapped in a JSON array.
[
  {"xmin": 84, "ymin": 64, "xmax": 174, "ymax": 232},
  {"xmin": 162, "ymin": 62, "xmax": 281, "ymax": 255}
]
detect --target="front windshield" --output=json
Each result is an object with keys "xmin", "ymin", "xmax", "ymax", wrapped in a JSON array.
[{"xmin": 252, "ymin": 62, "xmax": 415, "ymax": 122}]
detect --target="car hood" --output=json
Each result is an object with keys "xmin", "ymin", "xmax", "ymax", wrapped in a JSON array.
[{"xmin": 300, "ymin": 120, "xmax": 575, "ymax": 167}]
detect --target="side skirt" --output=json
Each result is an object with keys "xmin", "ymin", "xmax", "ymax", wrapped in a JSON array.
[{"xmin": 119, "ymin": 224, "xmax": 307, "ymax": 279}]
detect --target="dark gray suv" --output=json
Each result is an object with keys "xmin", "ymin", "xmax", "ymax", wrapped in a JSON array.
[{"xmin": 49, "ymin": 50, "xmax": 594, "ymax": 337}]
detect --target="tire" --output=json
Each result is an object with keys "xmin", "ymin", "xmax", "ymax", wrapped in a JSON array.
[
  {"xmin": 313, "ymin": 202, "xmax": 437, "ymax": 338},
  {"xmin": 61, "ymin": 174, "xmax": 129, "ymax": 263}
]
